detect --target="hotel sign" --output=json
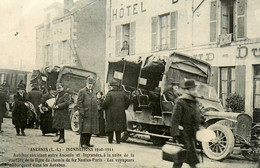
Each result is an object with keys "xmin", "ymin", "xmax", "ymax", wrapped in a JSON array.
[{"xmin": 111, "ymin": 2, "xmax": 147, "ymax": 21}]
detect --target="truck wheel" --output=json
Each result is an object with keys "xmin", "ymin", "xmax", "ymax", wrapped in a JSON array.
[
  {"xmin": 121, "ymin": 131, "xmax": 130, "ymax": 142},
  {"xmin": 150, "ymin": 136, "xmax": 167, "ymax": 146},
  {"xmin": 71, "ymin": 111, "xmax": 79, "ymax": 132},
  {"xmin": 202, "ymin": 124, "xmax": 234, "ymax": 160},
  {"xmin": 121, "ymin": 122, "xmax": 134, "ymax": 142}
]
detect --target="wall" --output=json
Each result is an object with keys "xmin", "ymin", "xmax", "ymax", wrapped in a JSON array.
[
  {"xmin": 74, "ymin": 0, "xmax": 106, "ymax": 90},
  {"xmin": 106, "ymin": 0, "xmax": 260, "ymax": 117}
]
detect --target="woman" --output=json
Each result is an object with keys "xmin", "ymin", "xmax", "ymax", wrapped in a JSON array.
[
  {"xmin": 102, "ymin": 80, "xmax": 130, "ymax": 144},
  {"xmin": 40, "ymin": 86, "xmax": 58, "ymax": 136},
  {"xmin": 52, "ymin": 83, "xmax": 70, "ymax": 143},
  {"xmin": 96, "ymin": 91, "xmax": 105, "ymax": 136},
  {"xmin": 12, "ymin": 84, "xmax": 28, "ymax": 136}
]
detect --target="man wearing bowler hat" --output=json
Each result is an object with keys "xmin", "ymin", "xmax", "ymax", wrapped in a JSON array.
[
  {"xmin": 102, "ymin": 80, "xmax": 130, "ymax": 144},
  {"xmin": 170, "ymin": 79, "xmax": 201, "ymax": 168},
  {"xmin": 77, "ymin": 77, "xmax": 99, "ymax": 148},
  {"xmin": 12, "ymin": 84, "xmax": 29, "ymax": 136}
]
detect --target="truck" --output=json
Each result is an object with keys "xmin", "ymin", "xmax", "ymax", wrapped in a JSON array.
[
  {"xmin": 106, "ymin": 52, "xmax": 259, "ymax": 161},
  {"xmin": 30, "ymin": 65, "xmax": 99, "ymax": 132}
]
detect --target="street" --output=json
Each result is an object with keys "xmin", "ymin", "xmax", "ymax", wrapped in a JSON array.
[{"xmin": 0, "ymin": 118, "xmax": 258, "ymax": 168}]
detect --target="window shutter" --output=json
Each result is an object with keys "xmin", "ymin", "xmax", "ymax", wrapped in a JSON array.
[
  {"xmin": 151, "ymin": 17, "xmax": 158, "ymax": 51},
  {"xmin": 130, "ymin": 22, "xmax": 136, "ymax": 55},
  {"xmin": 235, "ymin": 65, "xmax": 245, "ymax": 98},
  {"xmin": 210, "ymin": 1, "xmax": 217, "ymax": 42},
  {"xmin": 170, "ymin": 11, "xmax": 177, "ymax": 49},
  {"xmin": 236, "ymin": 0, "xmax": 246, "ymax": 39},
  {"xmin": 115, "ymin": 25, "xmax": 121, "ymax": 57},
  {"xmin": 221, "ymin": 1, "xmax": 228, "ymax": 34},
  {"xmin": 210, "ymin": 66, "xmax": 219, "ymax": 95}
]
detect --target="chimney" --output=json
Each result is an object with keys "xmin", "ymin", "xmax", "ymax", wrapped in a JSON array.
[{"xmin": 64, "ymin": 0, "xmax": 74, "ymax": 13}]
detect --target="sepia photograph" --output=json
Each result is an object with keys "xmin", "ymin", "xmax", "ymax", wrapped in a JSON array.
[{"xmin": 0, "ymin": 0, "xmax": 259, "ymax": 168}]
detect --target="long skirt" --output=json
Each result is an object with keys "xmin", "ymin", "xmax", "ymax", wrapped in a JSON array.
[{"xmin": 40, "ymin": 110, "xmax": 57, "ymax": 134}]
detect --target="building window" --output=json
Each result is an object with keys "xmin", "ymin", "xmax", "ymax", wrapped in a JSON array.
[
  {"xmin": 45, "ymin": 44, "xmax": 53, "ymax": 66},
  {"xmin": 220, "ymin": 67, "xmax": 235, "ymax": 106},
  {"xmin": 151, "ymin": 11, "xmax": 177, "ymax": 51},
  {"xmin": 115, "ymin": 22, "xmax": 135, "ymax": 57},
  {"xmin": 254, "ymin": 65, "xmax": 260, "ymax": 109},
  {"xmin": 159, "ymin": 14, "xmax": 169, "ymax": 50},
  {"xmin": 219, "ymin": 0, "xmax": 246, "ymax": 42}
]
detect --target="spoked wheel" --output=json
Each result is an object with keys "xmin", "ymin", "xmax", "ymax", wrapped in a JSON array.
[
  {"xmin": 71, "ymin": 111, "xmax": 79, "ymax": 132},
  {"xmin": 202, "ymin": 124, "xmax": 234, "ymax": 160}
]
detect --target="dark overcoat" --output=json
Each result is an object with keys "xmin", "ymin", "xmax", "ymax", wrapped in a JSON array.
[
  {"xmin": 52, "ymin": 91, "xmax": 70, "ymax": 129},
  {"xmin": 28, "ymin": 89, "xmax": 43, "ymax": 120},
  {"xmin": 0, "ymin": 90, "xmax": 6, "ymax": 123},
  {"xmin": 102, "ymin": 89, "xmax": 130, "ymax": 132},
  {"xmin": 77, "ymin": 88, "xmax": 99, "ymax": 134},
  {"xmin": 170, "ymin": 93, "xmax": 201, "ymax": 165},
  {"xmin": 12, "ymin": 93, "xmax": 28, "ymax": 128}
]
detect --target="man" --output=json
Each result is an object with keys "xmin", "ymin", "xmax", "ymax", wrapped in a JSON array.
[
  {"xmin": 77, "ymin": 77, "xmax": 99, "ymax": 148},
  {"xmin": 12, "ymin": 84, "xmax": 28, "ymax": 136},
  {"xmin": 28, "ymin": 84, "xmax": 43, "ymax": 128},
  {"xmin": 164, "ymin": 79, "xmax": 181, "ymax": 102},
  {"xmin": 121, "ymin": 41, "xmax": 129, "ymax": 55},
  {"xmin": 52, "ymin": 83, "xmax": 70, "ymax": 143},
  {"xmin": 102, "ymin": 80, "xmax": 130, "ymax": 144},
  {"xmin": 0, "ymin": 86, "xmax": 6, "ymax": 133},
  {"xmin": 171, "ymin": 79, "xmax": 201, "ymax": 168}
]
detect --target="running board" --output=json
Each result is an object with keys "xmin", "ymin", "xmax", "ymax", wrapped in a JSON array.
[{"xmin": 127, "ymin": 129, "xmax": 172, "ymax": 139}]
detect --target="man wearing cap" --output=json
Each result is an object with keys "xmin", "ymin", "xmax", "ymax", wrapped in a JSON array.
[
  {"xmin": 77, "ymin": 77, "xmax": 99, "ymax": 148},
  {"xmin": 170, "ymin": 79, "xmax": 201, "ymax": 168},
  {"xmin": 12, "ymin": 84, "xmax": 29, "ymax": 136},
  {"xmin": 102, "ymin": 80, "xmax": 130, "ymax": 144},
  {"xmin": 52, "ymin": 83, "xmax": 71, "ymax": 143},
  {"xmin": 163, "ymin": 79, "xmax": 181, "ymax": 102}
]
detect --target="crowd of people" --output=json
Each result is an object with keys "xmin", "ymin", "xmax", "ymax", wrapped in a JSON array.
[
  {"xmin": 0, "ymin": 77, "xmax": 131, "ymax": 146},
  {"xmin": 0, "ymin": 77, "xmax": 202, "ymax": 168}
]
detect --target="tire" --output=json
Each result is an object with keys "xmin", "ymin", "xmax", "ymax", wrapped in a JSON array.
[
  {"xmin": 121, "ymin": 122, "xmax": 134, "ymax": 142},
  {"xmin": 71, "ymin": 111, "xmax": 79, "ymax": 132},
  {"xmin": 150, "ymin": 136, "xmax": 167, "ymax": 146},
  {"xmin": 202, "ymin": 124, "xmax": 235, "ymax": 160},
  {"xmin": 121, "ymin": 131, "xmax": 130, "ymax": 142}
]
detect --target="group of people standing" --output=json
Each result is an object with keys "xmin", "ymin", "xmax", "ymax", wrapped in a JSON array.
[
  {"xmin": 4, "ymin": 77, "xmax": 130, "ymax": 147},
  {"xmin": 76, "ymin": 78, "xmax": 130, "ymax": 147}
]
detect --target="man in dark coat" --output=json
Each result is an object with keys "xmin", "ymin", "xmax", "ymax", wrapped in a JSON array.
[
  {"xmin": 164, "ymin": 79, "xmax": 181, "ymax": 102},
  {"xmin": 0, "ymin": 86, "xmax": 6, "ymax": 133},
  {"xmin": 171, "ymin": 79, "xmax": 201, "ymax": 168},
  {"xmin": 12, "ymin": 84, "xmax": 29, "ymax": 136},
  {"xmin": 77, "ymin": 77, "xmax": 99, "ymax": 148},
  {"xmin": 52, "ymin": 83, "xmax": 70, "ymax": 143},
  {"xmin": 102, "ymin": 80, "xmax": 130, "ymax": 144},
  {"xmin": 28, "ymin": 84, "xmax": 43, "ymax": 128}
]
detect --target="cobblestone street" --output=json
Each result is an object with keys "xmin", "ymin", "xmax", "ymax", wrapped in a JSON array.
[{"xmin": 0, "ymin": 118, "xmax": 258, "ymax": 168}]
